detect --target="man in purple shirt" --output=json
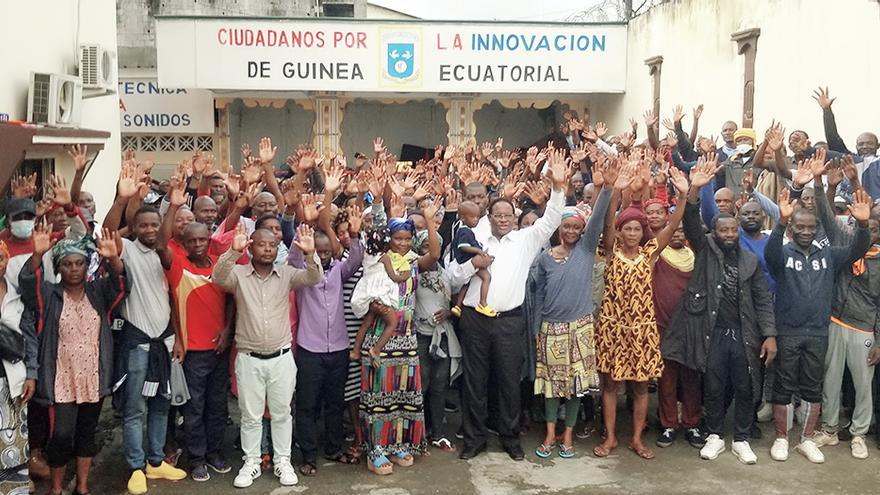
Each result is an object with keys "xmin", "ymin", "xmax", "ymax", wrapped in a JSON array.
[{"xmin": 289, "ymin": 222, "xmax": 363, "ymax": 476}]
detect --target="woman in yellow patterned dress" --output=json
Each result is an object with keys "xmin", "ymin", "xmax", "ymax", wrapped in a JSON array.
[{"xmin": 593, "ymin": 162, "xmax": 690, "ymax": 460}]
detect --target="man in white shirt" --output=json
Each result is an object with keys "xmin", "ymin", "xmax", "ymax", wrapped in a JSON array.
[{"xmin": 449, "ymin": 151, "xmax": 568, "ymax": 461}]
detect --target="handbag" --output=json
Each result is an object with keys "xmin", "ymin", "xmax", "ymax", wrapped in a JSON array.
[{"xmin": 0, "ymin": 322, "xmax": 25, "ymax": 363}]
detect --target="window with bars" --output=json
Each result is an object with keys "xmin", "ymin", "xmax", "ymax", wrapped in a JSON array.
[{"xmin": 120, "ymin": 135, "xmax": 214, "ymax": 152}]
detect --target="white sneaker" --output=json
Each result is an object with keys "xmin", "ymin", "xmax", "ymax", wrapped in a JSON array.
[
  {"xmin": 756, "ymin": 402, "xmax": 773, "ymax": 423},
  {"xmin": 731, "ymin": 441, "xmax": 757, "ymax": 465},
  {"xmin": 273, "ymin": 457, "xmax": 298, "ymax": 486},
  {"xmin": 770, "ymin": 438, "xmax": 789, "ymax": 461},
  {"xmin": 851, "ymin": 436, "xmax": 869, "ymax": 459},
  {"xmin": 812, "ymin": 430, "xmax": 839, "ymax": 447},
  {"xmin": 233, "ymin": 459, "xmax": 261, "ymax": 488},
  {"xmin": 795, "ymin": 439, "xmax": 825, "ymax": 464},
  {"xmin": 699, "ymin": 434, "xmax": 725, "ymax": 460}
]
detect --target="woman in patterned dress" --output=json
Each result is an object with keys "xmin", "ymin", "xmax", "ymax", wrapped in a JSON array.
[
  {"xmin": 20, "ymin": 225, "xmax": 129, "ymax": 495},
  {"xmin": 351, "ymin": 202, "xmax": 441, "ymax": 476},
  {"xmin": 593, "ymin": 162, "xmax": 689, "ymax": 460}
]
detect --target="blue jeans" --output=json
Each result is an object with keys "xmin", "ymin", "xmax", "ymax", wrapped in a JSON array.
[{"xmin": 122, "ymin": 345, "xmax": 171, "ymax": 470}]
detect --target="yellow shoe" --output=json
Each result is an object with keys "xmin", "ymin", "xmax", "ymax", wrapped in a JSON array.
[
  {"xmin": 450, "ymin": 306, "xmax": 462, "ymax": 317},
  {"xmin": 127, "ymin": 470, "xmax": 148, "ymax": 495},
  {"xmin": 145, "ymin": 461, "xmax": 187, "ymax": 481},
  {"xmin": 475, "ymin": 304, "xmax": 497, "ymax": 318}
]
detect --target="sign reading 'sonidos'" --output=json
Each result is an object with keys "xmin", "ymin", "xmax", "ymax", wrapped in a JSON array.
[{"xmin": 155, "ymin": 18, "xmax": 627, "ymax": 93}]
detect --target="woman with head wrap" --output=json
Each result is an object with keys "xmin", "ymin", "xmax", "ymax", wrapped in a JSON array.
[
  {"xmin": 18, "ymin": 222, "xmax": 129, "ymax": 495},
  {"xmin": 0, "ymin": 240, "xmax": 31, "ymax": 494},
  {"xmin": 349, "ymin": 201, "xmax": 442, "ymax": 475},
  {"xmin": 526, "ymin": 162, "xmax": 618, "ymax": 460},
  {"xmin": 592, "ymin": 162, "xmax": 690, "ymax": 461}
]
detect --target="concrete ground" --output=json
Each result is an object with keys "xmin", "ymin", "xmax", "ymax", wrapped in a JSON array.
[{"xmin": 41, "ymin": 398, "xmax": 880, "ymax": 495}]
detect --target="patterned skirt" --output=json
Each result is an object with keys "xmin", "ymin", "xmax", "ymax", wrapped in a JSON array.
[
  {"xmin": 596, "ymin": 317, "xmax": 664, "ymax": 382},
  {"xmin": 534, "ymin": 315, "xmax": 600, "ymax": 398},
  {"xmin": 358, "ymin": 324, "xmax": 427, "ymax": 461},
  {"xmin": 0, "ymin": 378, "xmax": 30, "ymax": 495}
]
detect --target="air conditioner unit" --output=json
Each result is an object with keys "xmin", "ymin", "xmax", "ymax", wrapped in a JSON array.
[
  {"xmin": 79, "ymin": 43, "xmax": 116, "ymax": 90},
  {"xmin": 27, "ymin": 72, "xmax": 83, "ymax": 128}
]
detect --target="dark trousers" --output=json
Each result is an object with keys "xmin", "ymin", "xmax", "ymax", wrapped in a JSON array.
[
  {"xmin": 658, "ymin": 358, "xmax": 702, "ymax": 429},
  {"xmin": 182, "ymin": 349, "xmax": 230, "ymax": 467},
  {"xmin": 295, "ymin": 346, "xmax": 348, "ymax": 463},
  {"xmin": 703, "ymin": 328, "xmax": 753, "ymax": 442},
  {"xmin": 417, "ymin": 334, "xmax": 451, "ymax": 441},
  {"xmin": 46, "ymin": 400, "xmax": 103, "ymax": 467},
  {"xmin": 771, "ymin": 335, "xmax": 827, "ymax": 404},
  {"xmin": 28, "ymin": 401, "xmax": 50, "ymax": 450},
  {"xmin": 459, "ymin": 307, "xmax": 525, "ymax": 450}
]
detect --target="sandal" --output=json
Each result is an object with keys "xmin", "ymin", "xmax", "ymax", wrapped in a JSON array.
[
  {"xmin": 475, "ymin": 304, "xmax": 497, "ymax": 318},
  {"xmin": 628, "ymin": 443, "xmax": 655, "ymax": 460},
  {"xmin": 535, "ymin": 443, "xmax": 555, "ymax": 459},
  {"xmin": 559, "ymin": 445, "xmax": 576, "ymax": 459},
  {"xmin": 390, "ymin": 451, "xmax": 414, "ymax": 467},
  {"xmin": 431, "ymin": 438, "xmax": 457, "ymax": 452},
  {"xmin": 367, "ymin": 455, "xmax": 393, "ymax": 476},
  {"xmin": 593, "ymin": 442, "xmax": 617, "ymax": 458},
  {"xmin": 326, "ymin": 450, "xmax": 361, "ymax": 465},
  {"xmin": 298, "ymin": 462, "xmax": 317, "ymax": 477}
]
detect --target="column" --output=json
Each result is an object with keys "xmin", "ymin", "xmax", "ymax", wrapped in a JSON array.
[
  {"xmin": 446, "ymin": 98, "xmax": 475, "ymax": 147},
  {"xmin": 731, "ymin": 28, "xmax": 760, "ymax": 128},
  {"xmin": 644, "ymin": 56, "xmax": 664, "ymax": 122},
  {"xmin": 313, "ymin": 95, "xmax": 341, "ymax": 154}
]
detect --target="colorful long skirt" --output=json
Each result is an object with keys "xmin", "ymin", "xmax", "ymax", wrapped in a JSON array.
[
  {"xmin": 0, "ymin": 378, "xmax": 30, "ymax": 495},
  {"xmin": 534, "ymin": 314, "xmax": 600, "ymax": 398}
]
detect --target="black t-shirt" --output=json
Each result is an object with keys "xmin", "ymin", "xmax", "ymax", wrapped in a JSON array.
[{"xmin": 715, "ymin": 248, "xmax": 742, "ymax": 330}]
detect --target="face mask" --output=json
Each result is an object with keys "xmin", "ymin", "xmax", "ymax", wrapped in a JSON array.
[
  {"xmin": 10, "ymin": 219, "xmax": 35, "ymax": 239},
  {"xmin": 736, "ymin": 143, "xmax": 753, "ymax": 155}
]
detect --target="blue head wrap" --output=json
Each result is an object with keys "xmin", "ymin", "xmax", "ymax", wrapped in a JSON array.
[
  {"xmin": 388, "ymin": 217, "xmax": 416, "ymax": 235},
  {"xmin": 52, "ymin": 236, "xmax": 96, "ymax": 270}
]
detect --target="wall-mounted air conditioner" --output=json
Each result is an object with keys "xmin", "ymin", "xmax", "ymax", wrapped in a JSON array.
[
  {"xmin": 27, "ymin": 72, "xmax": 83, "ymax": 128},
  {"xmin": 79, "ymin": 43, "xmax": 116, "ymax": 90}
]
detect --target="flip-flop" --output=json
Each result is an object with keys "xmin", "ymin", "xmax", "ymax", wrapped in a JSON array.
[
  {"xmin": 326, "ymin": 450, "xmax": 360, "ymax": 465},
  {"xmin": 628, "ymin": 443, "xmax": 656, "ymax": 460},
  {"xmin": 535, "ymin": 444, "xmax": 555, "ymax": 458},
  {"xmin": 559, "ymin": 445, "xmax": 576, "ymax": 459},
  {"xmin": 298, "ymin": 462, "xmax": 317, "ymax": 477},
  {"xmin": 390, "ymin": 451, "xmax": 414, "ymax": 467},
  {"xmin": 431, "ymin": 438, "xmax": 457, "ymax": 452},
  {"xmin": 593, "ymin": 442, "xmax": 617, "ymax": 458},
  {"xmin": 367, "ymin": 456, "xmax": 393, "ymax": 476}
]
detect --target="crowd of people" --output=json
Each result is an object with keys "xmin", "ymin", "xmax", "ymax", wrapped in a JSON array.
[{"xmin": 1, "ymin": 85, "xmax": 879, "ymax": 493}]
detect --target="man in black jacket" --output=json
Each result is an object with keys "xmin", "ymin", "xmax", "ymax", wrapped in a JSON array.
[
  {"xmin": 662, "ymin": 157, "xmax": 776, "ymax": 465},
  {"xmin": 765, "ymin": 187, "xmax": 872, "ymax": 464}
]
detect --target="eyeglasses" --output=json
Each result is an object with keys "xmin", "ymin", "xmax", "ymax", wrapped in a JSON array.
[{"xmin": 491, "ymin": 214, "xmax": 515, "ymax": 220}]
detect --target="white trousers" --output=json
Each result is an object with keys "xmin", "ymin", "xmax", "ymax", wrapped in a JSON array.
[{"xmin": 235, "ymin": 351, "xmax": 297, "ymax": 462}]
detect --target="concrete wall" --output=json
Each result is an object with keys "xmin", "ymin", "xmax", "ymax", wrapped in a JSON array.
[
  {"xmin": 608, "ymin": 0, "xmax": 880, "ymax": 146},
  {"xmin": 340, "ymin": 99, "xmax": 448, "ymax": 158},
  {"xmin": 2, "ymin": 0, "xmax": 121, "ymax": 220}
]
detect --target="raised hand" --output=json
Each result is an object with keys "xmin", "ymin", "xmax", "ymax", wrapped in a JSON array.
[
  {"xmin": 792, "ymin": 159, "xmax": 813, "ymax": 189},
  {"xmin": 97, "ymin": 228, "xmax": 121, "ymax": 259},
  {"xmin": 373, "ymin": 137, "xmax": 386, "ymax": 155},
  {"xmin": 669, "ymin": 166, "xmax": 690, "ymax": 195},
  {"xmin": 117, "ymin": 162, "xmax": 139, "ymax": 198},
  {"xmin": 849, "ymin": 189, "xmax": 873, "ymax": 223},
  {"xmin": 301, "ymin": 193, "xmax": 318, "ymax": 223},
  {"xmin": 445, "ymin": 189, "xmax": 461, "ymax": 211},
  {"xmin": 766, "ymin": 120, "xmax": 785, "ymax": 152},
  {"xmin": 643, "ymin": 109, "xmax": 658, "ymax": 128},
  {"xmin": 48, "ymin": 175, "xmax": 71, "ymax": 206},
  {"xmin": 389, "ymin": 193, "xmax": 406, "ymax": 218},
  {"xmin": 545, "ymin": 148, "xmax": 569, "ymax": 190},
  {"xmin": 843, "ymin": 154, "xmax": 860, "ymax": 183},
  {"xmin": 808, "ymin": 147, "xmax": 829, "ymax": 178},
  {"xmin": 241, "ymin": 156, "xmax": 264, "ymax": 184},
  {"xmin": 689, "ymin": 154, "xmax": 720, "ymax": 189},
  {"xmin": 258, "ymin": 137, "xmax": 277, "ymax": 164},
  {"xmin": 192, "ymin": 150, "xmax": 208, "ymax": 176},
  {"xmin": 223, "ymin": 173, "xmax": 242, "ymax": 200},
  {"xmin": 600, "ymin": 156, "xmax": 620, "ymax": 187},
  {"xmin": 662, "ymin": 118, "xmax": 675, "ymax": 132},
  {"xmin": 665, "ymin": 132, "xmax": 678, "ymax": 149},
  {"xmin": 693, "ymin": 104, "xmax": 704, "ymax": 121},
  {"xmin": 826, "ymin": 159, "xmax": 845, "ymax": 187},
  {"xmin": 323, "ymin": 163, "xmax": 344, "ymax": 193},
  {"xmin": 617, "ymin": 131, "xmax": 635, "ymax": 150},
  {"xmin": 67, "ymin": 144, "xmax": 89, "ymax": 171},
  {"xmin": 345, "ymin": 205, "xmax": 363, "ymax": 234},
  {"xmin": 169, "ymin": 176, "xmax": 188, "ymax": 206},
  {"xmin": 672, "ymin": 104, "xmax": 684, "ymax": 123},
  {"xmin": 595, "ymin": 122, "xmax": 609, "ymax": 139},
  {"xmin": 32, "ymin": 219, "xmax": 53, "ymax": 257},
  {"xmin": 777, "ymin": 188, "xmax": 798, "ymax": 222},
  {"xmin": 613, "ymin": 161, "xmax": 636, "ymax": 191},
  {"xmin": 231, "ymin": 221, "xmax": 251, "ymax": 252},
  {"xmin": 523, "ymin": 181, "xmax": 548, "ymax": 206},
  {"xmin": 11, "ymin": 173, "xmax": 37, "ymax": 199},
  {"xmin": 741, "ymin": 168, "xmax": 755, "ymax": 194},
  {"xmin": 812, "ymin": 86, "xmax": 836, "ymax": 110},
  {"xmin": 240, "ymin": 143, "xmax": 252, "ymax": 160},
  {"xmin": 293, "ymin": 223, "xmax": 316, "ymax": 255}
]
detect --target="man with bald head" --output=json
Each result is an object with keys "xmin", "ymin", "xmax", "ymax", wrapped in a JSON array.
[
  {"xmin": 157, "ymin": 186, "xmax": 233, "ymax": 480},
  {"xmin": 193, "ymin": 196, "xmax": 219, "ymax": 231}
]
